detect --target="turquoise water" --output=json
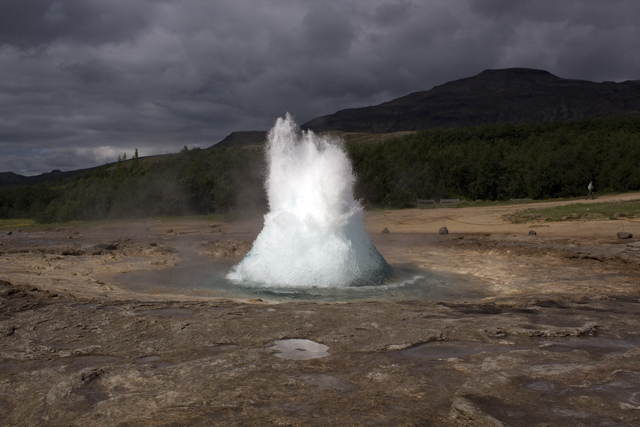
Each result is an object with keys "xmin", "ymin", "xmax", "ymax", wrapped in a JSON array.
[{"xmin": 108, "ymin": 259, "xmax": 489, "ymax": 302}]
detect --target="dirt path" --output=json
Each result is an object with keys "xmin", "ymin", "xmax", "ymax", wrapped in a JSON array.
[{"xmin": 365, "ymin": 192, "xmax": 640, "ymax": 238}]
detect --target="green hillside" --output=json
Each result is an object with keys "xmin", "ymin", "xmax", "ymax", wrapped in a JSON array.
[
  {"xmin": 347, "ymin": 117, "xmax": 640, "ymax": 207},
  {"xmin": 1, "ymin": 117, "xmax": 639, "ymax": 223}
]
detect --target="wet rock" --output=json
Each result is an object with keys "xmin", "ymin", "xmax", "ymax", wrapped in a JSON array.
[
  {"xmin": 198, "ymin": 240, "xmax": 251, "ymax": 259},
  {"xmin": 81, "ymin": 368, "xmax": 104, "ymax": 384},
  {"xmin": 529, "ymin": 230, "xmax": 537, "ymax": 235},
  {"xmin": 618, "ymin": 232, "xmax": 633, "ymax": 239},
  {"xmin": 0, "ymin": 281, "xmax": 27, "ymax": 299},
  {"xmin": 300, "ymin": 374, "xmax": 358, "ymax": 393},
  {"xmin": 90, "ymin": 243, "xmax": 117, "ymax": 255},
  {"xmin": 439, "ymin": 227, "xmax": 449, "ymax": 234},
  {"xmin": 381, "ymin": 227, "xmax": 390, "ymax": 234},
  {"xmin": 2, "ymin": 326, "xmax": 17, "ymax": 337},
  {"xmin": 61, "ymin": 249, "xmax": 85, "ymax": 256},
  {"xmin": 6, "ymin": 231, "xmax": 12, "ymax": 236}
]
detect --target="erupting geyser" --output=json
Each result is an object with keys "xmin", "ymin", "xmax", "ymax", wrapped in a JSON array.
[{"xmin": 227, "ymin": 114, "xmax": 391, "ymax": 288}]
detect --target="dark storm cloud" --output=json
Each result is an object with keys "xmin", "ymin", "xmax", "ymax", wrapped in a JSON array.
[
  {"xmin": 0, "ymin": 0, "xmax": 153, "ymax": 48},
  {"xmin": 60, "ymin": 60, "xmax": 117, "ymax": 85},
  {"xmin": 302, "ymin": 5, "xmax": 355, "ymax": 56},
  {"xmin": 1, "ymin": 0, "xmax": 639, "ymax": 175}
]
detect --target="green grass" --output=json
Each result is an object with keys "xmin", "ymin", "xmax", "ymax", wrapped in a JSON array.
[
  {"xmin": 0, "ymin": 213, "xmax": 232, "ymax": 231},
  {"xmin": 0, "ymin": 218, "xmax": 39, "ymax": 231},
  {"xmin": 508, "ymin": 200, "xmax": 640, "ymax": 223}
]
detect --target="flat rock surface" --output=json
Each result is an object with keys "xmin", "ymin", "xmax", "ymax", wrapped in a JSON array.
[{"xmin": 1, "ymin": 196, "xmax": 640, "ymax": 426}]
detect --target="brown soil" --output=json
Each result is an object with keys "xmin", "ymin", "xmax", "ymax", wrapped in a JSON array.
[{"xmin": 1, "ymin": 194, "xmax": 640, "ymax": 426}]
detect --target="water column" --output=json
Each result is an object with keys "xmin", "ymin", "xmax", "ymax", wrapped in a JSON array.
[{"xmin": 227, "ymin": 114, "xmax": 390, "ymax": 288}]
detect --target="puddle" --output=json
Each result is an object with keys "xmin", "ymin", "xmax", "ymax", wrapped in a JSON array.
[
  {"xmin": 62, "ymin": 356, "xmax": 123, "ymax": 369},
  {"xmin": 201, "ymin": 344, "xmax": 237, "ymax": 355},
  {"xmin": 95, "ymin": 305, "xmax": 119, "ymax": 310},
  {"xmin": 392, "ymin": 341, "xmax": 514, "ymax": 360},
  {"xmin": 300, "ymin": 374, "xmax": 358, "ymax": 392},
  {"xmin": 524, "ymin": 372, "xmax": 640, "ymax": 409},
  {"xmin": 268, "ymin": 339, "xmax": 329, "ymax": 360},
  {"xmin": 135, "ymin": 355, "xmax": 162, "ymax": 364},
  {"xmin": 135, "ymin": 308, "xmax": 197, "ymax": 318},
  {"xmin": 0, "ymin": 396, "xmax": 14, "ymax": 418},
  {"xmin": 0, "ymin": 355, "xmax": 124, "ymax": 374},
  {"xmin": 524, "ymin": 381, "xmax": 556, "ymax": 391},
  {"xmin": 134, "ymin": 355, "xmax": 174, "ymax": 369},
  {"xmin": 588, "ymin": 372, "xmax": 640, "ymax": 405},
  {"xmin": 72, "ymin": 383, "xmax": 109, "ymax": 405},
  {"xmin": 106, "ymin": 257, "xmax": 491, "ymax": 302},
  {"xmin": 394, "ymin": 334, "xmax": 640, "ymax": 362},
  {"xmin": 538, "ymin": 334, "xmax": 640, "ymax": 358},
  {"xmin": 72, "ymin": 303, "xmax": 98, "ymax": 309}
]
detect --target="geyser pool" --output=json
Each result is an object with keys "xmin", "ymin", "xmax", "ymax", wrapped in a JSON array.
[{"xmin": 227, "ymin": 114, "xmax": 392, "ymax": 289}]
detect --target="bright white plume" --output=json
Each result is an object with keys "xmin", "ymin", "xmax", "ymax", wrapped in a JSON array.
[{"xmin": 227, "ymin": 113, "xmax": 390, "ymax": 288}]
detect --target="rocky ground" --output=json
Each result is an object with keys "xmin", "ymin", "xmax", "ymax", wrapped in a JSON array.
[{"xmin": 1, "ymin": 196, "xmax": 640, "ymax": 426}]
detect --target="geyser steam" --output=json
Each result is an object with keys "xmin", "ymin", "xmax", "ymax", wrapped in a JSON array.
[{"xmin": 227, "ymin": 114, "xmax": 391, "ymax": 288}]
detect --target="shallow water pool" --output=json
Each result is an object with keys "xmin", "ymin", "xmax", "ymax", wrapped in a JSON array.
[{"xmin": 106, "ymin": 256, "xmax": 490, "ymax": 302}]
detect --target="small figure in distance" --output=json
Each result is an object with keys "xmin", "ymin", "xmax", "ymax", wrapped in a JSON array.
[{"xmin": 586, "ymin": 181, "xmax": 594, "ymax": 199}]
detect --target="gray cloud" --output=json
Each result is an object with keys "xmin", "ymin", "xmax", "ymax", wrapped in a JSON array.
[
  {"xmin": 1, "ymin": 0, "xmax": 639, "ymax": 175},
  {"xmin": 60, "ymin": 59, "xmax": 118, "ymax": 85}
]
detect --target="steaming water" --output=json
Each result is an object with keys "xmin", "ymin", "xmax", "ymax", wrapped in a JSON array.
[
  {"xmin": 227, "ymin": 114, "xmax": 392, "ymax": 289},
  {"xmin": 106, "ymin": 114, "xmax": 489, "ymax": 301},
  {"xmin": 108, "ymin": 258, "xmax": 490, "ymax": 302}
]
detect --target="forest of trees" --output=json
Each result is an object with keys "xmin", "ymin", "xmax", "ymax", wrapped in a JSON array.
[
  {"xmin": 0, "ymin": 146, "xmax": 266, "ymax": 223},
  {"xmin": 348, "ymin": 117, "xmax": 640, "ymax": 207},
  {"xmin": 1, "ymin": 117, "xmax": 639, "ymax": 223}
]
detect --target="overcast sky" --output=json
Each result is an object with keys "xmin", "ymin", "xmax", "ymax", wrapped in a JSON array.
[{"xmin": 1, "ymin": 0, "xmax": 639, "ymax": 175}]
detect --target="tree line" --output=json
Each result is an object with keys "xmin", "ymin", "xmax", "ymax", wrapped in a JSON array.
[
  {"xmin": 347, "ymin": 117, "xmax": 640, "ymax": 207},
  {"xmin": 1, "ymin": 116, "xmax": 639, "ymax": 223},
  {"xmin": 0, "ymin": 146, "xmax": 265, "ymax": 223}
]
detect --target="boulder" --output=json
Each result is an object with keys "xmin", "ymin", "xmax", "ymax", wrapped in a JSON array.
[
  {"xmin": 529, "ymin": 230, "xmax": 537, "ymax": 235},
  {"xmin": 561, "ymin": 213, "xmax": 579, "ymax": 220},
  {"xmin": 381, "ymin": 227, "xmax": 390, "ymax": 234},
  {"xmin": 617, "ymin": 232, "xmax": 633, "ymax": 239},
  {"xmin": 439, "ymin": 227, "xmax": 449, "ymax": 235}
]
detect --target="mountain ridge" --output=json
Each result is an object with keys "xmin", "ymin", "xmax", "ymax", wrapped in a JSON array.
[
  {"xmin": 3, "ymin": 67, "xmax": 640, "ymax": 187},
  {"xmin": 301, "ymin": 68, "xmax": 640, "ymax": 132}
]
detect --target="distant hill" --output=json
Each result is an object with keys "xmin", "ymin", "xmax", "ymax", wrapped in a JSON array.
[
  {"xmin": 301, "ymin": 68, "xmax": 640, "ymax": 132},
  {"xmin": 212, "ymin": 131, "xmax": 267, "ymax": 148},
  {"xmin": 0, "ymin": 168, "xmax": 96, "ymax": 188},
  {"xmin": 4, "ymin": 67, "xmax": 640, "ymax": 187}
]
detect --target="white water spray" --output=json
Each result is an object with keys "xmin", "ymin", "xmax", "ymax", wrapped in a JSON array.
[{"xmin": 227, "ymin": 114, "xmax": 391, "ymax": 288}]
